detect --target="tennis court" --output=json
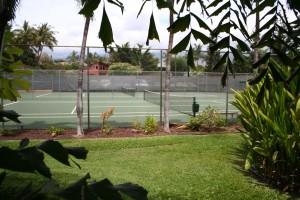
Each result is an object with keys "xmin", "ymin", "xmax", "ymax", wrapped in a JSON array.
[{"xmin": 2, "ymin": 90, "xmax": 238, "ymax": 130}]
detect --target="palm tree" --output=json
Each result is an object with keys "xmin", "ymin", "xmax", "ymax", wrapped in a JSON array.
[
  {"xmin": 13, "ymin": 21, "xmax": 57, "ymax": 64},
  {"xmin": 164, "ymin": 0, "xmax": 175, "ymax": 133},
  {"xmin": 34, "ymin": 23, "xmax": 58, "ymax": 63},
  {"xmin": 193, "ymin": 43, "xmax": 204, "ymax": 66},
  {"xmin": 12, "ymin": 20, "xmax": 35, "ymax": 48},
  {"xmin": 75, "ymin": 0, "xmax": 93, "ymax": 135},
  {"xmin": 67, "ymin": 50, "xmax": 80, "ymax": 63}
]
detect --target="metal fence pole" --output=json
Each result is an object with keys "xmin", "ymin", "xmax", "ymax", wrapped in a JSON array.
[
  {"xmin": 160, "ymin": 50, "xmax": 163, "ymax": 124},
  {"xmin": 87, "ymin": 47, "xmax": 90, "ymax": 129}
]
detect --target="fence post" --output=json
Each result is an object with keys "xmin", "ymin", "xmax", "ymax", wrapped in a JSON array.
[
  {"xmin": 160, "ymin": 50, "xmax": 163, "ymax": 124},
  {"xmin": 87, "ymin": 47, "xmax": 90, "ymax": 129}
]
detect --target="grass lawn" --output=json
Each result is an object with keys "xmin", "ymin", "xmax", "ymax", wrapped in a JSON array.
[{"xmin": 1, "ymin": 134, "xmax": 293, "ymax": 199}]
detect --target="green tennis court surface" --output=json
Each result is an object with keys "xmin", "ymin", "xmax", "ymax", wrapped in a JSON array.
[{"xmin": 2, "ymin": 91, "xmax": 238, "ymax": 129}]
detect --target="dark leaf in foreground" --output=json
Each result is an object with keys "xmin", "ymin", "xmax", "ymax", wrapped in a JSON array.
[
  {"xmin": 65, "ymin": 147, "xmax": 88, "ymax": 160},
  {"xmin": 89, "ymin": 178, "xmax": 123, "ymax": 200},
  {"xmin": 115, "ymin": 182, "xmax": 148, "ymax": 200},
  {"xmin": 36, "ymin": 140, "xmax": 70, "ymax": 167},
  {"xmin": 56, "ymin": 173, "xmax": 97, "ymax": 200},
  {"xmin": 0, "ymin": 110, "xmax": 21, "ymax": 123},
  {"xmin": 146, "ymin": 13, "xmax": 160, "ymax": 45},
  {"xmin": 0, "ymin": 147, "xmax": 35, "ymax": 173},
  {"xmin": 99, "ymin": 6, "xmax": 114, "ymax": 51},
  {"xmin": 19, "ymin": 147, "xmax": 51, "ymax": 178}
]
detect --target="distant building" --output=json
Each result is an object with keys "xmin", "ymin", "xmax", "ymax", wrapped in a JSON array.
[{"xmin": 84, "ymin": 62, "xmax": 110, "ymax": 75}]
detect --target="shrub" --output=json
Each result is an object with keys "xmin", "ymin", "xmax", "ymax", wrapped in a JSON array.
[
  {"xmin": 188, "ymin": 105, "xmax": 225, "ymax": 132},
  {"xmin": 144, "ymin": 115, "xmax": 158, "ymax": 134},
  {"xmin": 108, "ymin": 62, "xmax": 141, "ymax": 74},
  {"xmin": 132, "ymin": 117, "xmax": 143, "ymax": 131},
  {"xmin": 46, "ymin": 125, "xmax": 65, "ymax": 135},
  {"xmin": 132, "ymin": 115, "xmax": 158, "ymax": 134},
  {"xmin": 231, "ymin": 61, "xmax": 300, "ymax": 191}
]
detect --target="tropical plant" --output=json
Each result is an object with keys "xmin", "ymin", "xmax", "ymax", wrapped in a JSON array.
[{"xmin": 231, "ymin": 62, "xmax": 300, "ymax": 191}]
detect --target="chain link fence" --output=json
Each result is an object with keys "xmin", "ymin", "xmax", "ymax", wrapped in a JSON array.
[{"xmin": 2, "ymin": 45, "xmax": 254, "ymax": 129}]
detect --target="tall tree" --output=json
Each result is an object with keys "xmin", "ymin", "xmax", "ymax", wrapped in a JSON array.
[
  {"xmin": 163, "ymin": 0, "xmax": 175, "ymax": 133},
  {"xmin": 13, "ymin": 21, "xmax": 38, "ymax": 66},
  {"xmin": 67, "ymin": 50, "xmax": 80, "ymax": 63},
  {"xmin": 13, "ymin": 21, "xmax": 57, "ymax": 66},
  {"xmin": 12, "ymin": 20, "xmax": 35, "ymax": 47},
  {"xmin": 109, "ymin": 42, "xmax": 158, "ymax": 71},
  {"xmin": 76, "ymin": 0, "xmax": 123, "ymax": 135},
  {"xmin": 75, "ymin": 0, "xmax": 92, "ymax": 135},
  {"xmin": 34, "ymin": 23, "xmax": 57, "ymax": 64}
]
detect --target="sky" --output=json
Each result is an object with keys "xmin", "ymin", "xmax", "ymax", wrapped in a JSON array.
[
  {"xmin": 13, "ymin": 0, "xmax": 173, "ymax": 53},
  {"xmin": 12, "ymin": 0, "xmax": 290, "ymax": 59}
]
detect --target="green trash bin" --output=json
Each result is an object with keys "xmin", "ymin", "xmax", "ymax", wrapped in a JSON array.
[{"xmin": 192, "ymin": 102, "xmax": 200, "ymax": 117}]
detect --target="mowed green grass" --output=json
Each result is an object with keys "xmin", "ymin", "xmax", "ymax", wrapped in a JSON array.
[{"xmin": 1, "ymin": 134, "xmax": 292, "ymax": 199}]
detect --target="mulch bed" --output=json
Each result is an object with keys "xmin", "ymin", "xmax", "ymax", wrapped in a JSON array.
[{"xmin": 0, "ymin": 124, "xmax": 242, "ymax": 141}]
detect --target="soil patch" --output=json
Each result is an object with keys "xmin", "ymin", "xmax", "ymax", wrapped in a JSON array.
[{"xmin": 0, "ymin": 124, "xmax": 242, "ymax": 141}]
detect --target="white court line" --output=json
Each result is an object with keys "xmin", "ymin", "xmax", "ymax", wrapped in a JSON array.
[
  {"xmin": 70, "ymin": 93, "xmax": 86, "ymax": 114},
  {"xmin": 36, "ymin": 93, "xmax": 52, "ymax": 98},
  {"xmin": 4, "ymin": 101, "xmax": 19, "ymax": 106},
  {"xmin": 212, "ymin": 100, "xmax": 225, "ymax": 104},
  {"xmin": 71, "ymin": 106, "xmax": 77, "ymax": 114}
]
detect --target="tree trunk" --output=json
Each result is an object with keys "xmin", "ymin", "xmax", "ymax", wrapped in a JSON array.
[
  {"xmin": 164, "ymin": 0, "xmax": 174, "ymax": 133},
  {"xmin": 253, "ymin": 0, "xmax": 260, "ymax": 74},
  {"xmin": 77, "ymin": 16, "xmax": 90, "ymax": 135},
  {"xmin": 37, "ymin": 45, "xmax": 43, "ymax": 64}
]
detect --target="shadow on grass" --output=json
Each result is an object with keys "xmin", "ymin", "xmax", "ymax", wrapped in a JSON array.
[
  {"xmin": 1, "ymin": 170, "xmax": 84, "ymax": 199},
  {"xmin": 230, "ymin": 141, "xmax": 300, "ymax": 199}
]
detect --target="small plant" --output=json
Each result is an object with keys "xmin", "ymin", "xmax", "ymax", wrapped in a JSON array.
[
  {"xmin": 102, "ymin": 125, "xmax": 114, "ymax": 134},
  {"xmin": 188, "ymin": 105, "xmax": 225, "ymax": 132},
  {"xmin": 100, "ymin": 107, "xmax": 114, "ymax": 134},
  {"xmin": 132, "ymin": 117, "xmax": 143, "ymax": 131},
  {"xmin": 144, "ymin": 115, "xmax": 158, "ymax": 134},
  {"xmin": 47, "ymin": 125, "xmax": 65, "ymax": 136}
]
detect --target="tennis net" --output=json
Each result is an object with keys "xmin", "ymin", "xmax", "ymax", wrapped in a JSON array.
[
  {"xmin": 143, "ymin": 90, "xmax": 196, "ymax": 115},
  {"xmin": 121, "ymin": 87, "xmax": 136, "ymax": 97}
]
